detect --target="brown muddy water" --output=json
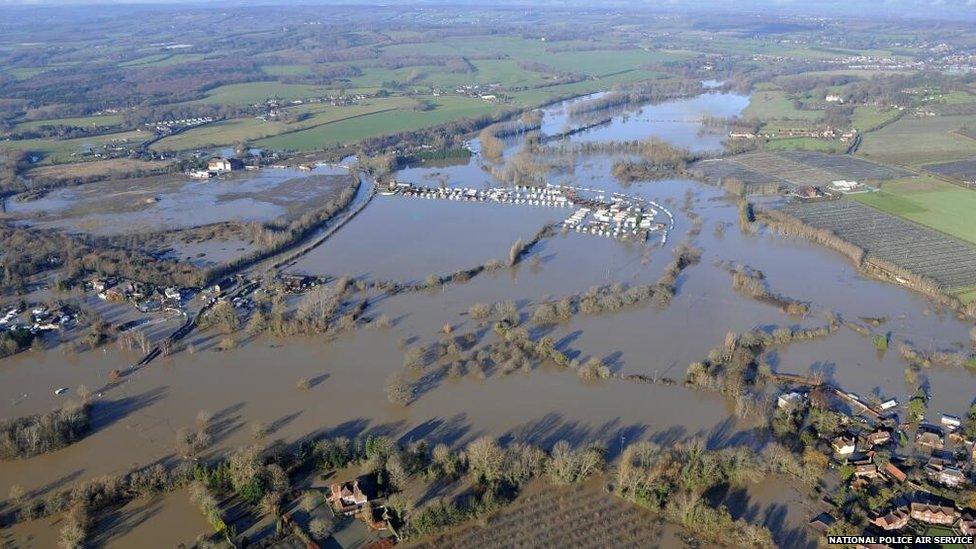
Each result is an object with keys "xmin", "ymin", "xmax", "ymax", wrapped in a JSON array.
[
  {"xmin": 2, "ymin": 165, "xmax": 352, "ymax": 236},
  {"xmin": 2, "ymin": 91, "xmax": 975, "ymax": 548}
]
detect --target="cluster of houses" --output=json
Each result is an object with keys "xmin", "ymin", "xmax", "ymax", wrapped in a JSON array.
[
  {"xmin": 729, "ymin": 126, "xmax": 857, "ymax": 143},
  {"xmin": 147, "ymin": 117, "xmax": 213, "ymax": 132},
  {"xmin": 0, "ymin": 304, "xmax": 76, "ymax": 334},
  {"xmin": 90, "ymin": 277, "xmax": 185, "ymax": 313},
  {"xmin": 381, "ymin": 182, "xmax": 670, "ymax": 244},
  {"xmin": 455, "ymin": 83, "xmax": 503, "ymax": 101},
  {"xmin": 777, "ymin": 385, "xmax": 976, "ymax": 541}
]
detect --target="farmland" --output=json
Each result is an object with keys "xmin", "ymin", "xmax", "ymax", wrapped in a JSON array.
[
  {"xmin": 854, "ymin": 175, "xmax": 976, "ymax": 245},
  {"xmin": 0, "ymin": 129, "xmax": 146, "ymax": 165},
  {"xmin": 728, "ymin": 151, "xmax": 908, "ymax": 188},
  {"xmin": 923, "ymin": 159, "xmax": 976, "ymax": 183},
  {"xmin": 254, "ymin": 96, "xmax": 498, "ymax": 151},
  {"xmin": 857, "ymin": 113, "xmax": 976, "ymax": 167},
  {"xmin": 153, "ymin": 98, "xmax": 418, "ymax": 152},
  {"xmin": 780, "ymin": 199, "xmax": 976, "ymax": 290},
  {"xmin": 743, "ymin": 90, "xmax": 822, "ymax": 121},
  {"xmin": 407, "ymin": 482, "xmax": 674, "ymax": 549}
]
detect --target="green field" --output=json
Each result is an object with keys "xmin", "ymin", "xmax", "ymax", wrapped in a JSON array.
[
  {"xmin": 744, "ymin": 90, "xmax": 822, "ymax": 121},
  {"xmin": 0, "ymin": 129, "xmax": 145, "ymax": 164},
  {"xmin": 153, "ymin": 98, "xmax": 416, "ymax": 151},
  {"xmin": 851, "ymin": 105, "xmax": 901, "ymax": 131},
  {"xmin": 764, "ymin": 137, "xmax": 841, "ymax": 152},
  {"xmin": 14, "ymin": 113, "xmax": 124, "ymax": 132},
  {"xmin": 854, "ymin": 175, "xmax": 976, "ymax": 245},
  {"xmin": 857, "ymin": 113, "xmax": 976, "ymax": 167},
  {"xmin": 255, "ymin": 95, "xmax": 497, "ymax": 151}
]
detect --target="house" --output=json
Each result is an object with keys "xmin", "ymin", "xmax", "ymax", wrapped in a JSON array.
[
  {"xmin": 826, "ymin": 94, "xmax": 845, "ymax": 103},
  {"xmin": 909, "ymin": 502, "xmax": 957, "ymax": 525},
  {"xmin": 164, "ymin": 287, "xmax": 182, "ymax": 300},
  {"xmin": 865, "ymin": 430, "xmax": 891, "ymax": 447},
  {"xmin": 777, "ymin": 391, "xmax": 805, "ymax": 409},
  {"xmin": 883, "ymin": 462, "xmax": 907, "ymax": 483},
  {"xmin": 880, "ymin": 398, "xmax": 898, "ymax": 411},
  {"xmin": 728, "ymin": 131, "xmax": 756, "ymax": 139},
  {"xmin": 328, "ymin": 480, "xmax": 368, "ymax": 515},
  {"xmin": 960, "ymin": 512, "xmax": 976, "ymax": 536},
  {"xmin": 830, "ymin": 180, "xmax": 859, "ymax": 192},
  {"xmin": 926, "ymin": 457, "xmax": 968, "ymax": 487},
  {"xmin": 916, "ymin": 429, "xmax": 945, "ymax": 450},
  {"xmin": 872, "ymin": 507, "xmax": 910, "ymax": 531},
  {"xmin": 854, "ymin": 463, "xmax": 879, "ymax": 479},
  {"xmin": 207, "ymin": 157, "xmax": 244, "ymax": 172},
  {"xmin": 832, "ymin": 436, "xmax": 856, "ymax": 455},
  {"xmin": 280, "ymin": 274, "xmax": 312, "ymax": 293},
  {"xmin": 937, "ymin": 467, "xmax": 967, "ymax": 488}
]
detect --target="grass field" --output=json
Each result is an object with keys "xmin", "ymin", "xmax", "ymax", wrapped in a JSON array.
[
  {"xmin": 763, "ymin": 137, "xmax": 841, "ymax": 152},
  {"xmin": 0, "ymin": 129, "xmax": 146, "ymax": 165},
  {"xmin": 153, "ymin": 98, "xmax": 416, "ymax": 151},
  {"xmin": 851, "ymin": 105, "xmax": 902, "ymax": 131},
  {"xmin": 857, "ymin": 113, "xmax": 976, "ymax": 167},
  {"xmin": 255, "ymin": 95, "xmax": 497, "ymax": 151},
  {"xmin": 15, "ymin": 113, "xmax": 125, "ymax": 131},
  {"xmin": 854, "ymin": 175, "xmax": 976, "ymax": 245},
  {"xmin": 744, "ymin": 90, "xmax": 822, "ymax": 121}
]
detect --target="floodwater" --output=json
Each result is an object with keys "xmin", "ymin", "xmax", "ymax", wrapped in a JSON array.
[
  {"xmin": 289, "ymin": 198, "xmax": 554, "ymax": 282},
  {"xmin": 3, "ymin": 165, "xmax": 353, "ymax": 235},
  {"xmin": 3, "ymin": 89, "xmax": 976, "ymax": 547}
]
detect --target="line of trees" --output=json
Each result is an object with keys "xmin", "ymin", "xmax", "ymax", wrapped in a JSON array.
[{"xmin": 0, "ymin": 401, "xmax": 90, "ymax": 459}]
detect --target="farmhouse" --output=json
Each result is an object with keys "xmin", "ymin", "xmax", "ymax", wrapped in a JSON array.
[
  {"xmin": 825, "ymin": 94, "xmax": 844, "ymax": 103},
  {"xmin": 328, "ymin": 480, "xmax": 369, "ymax": 515},
  {"xmin": 830, "ymin": 180, "xmax": 859, "ymax": 192},
  {"xmin": 208, "ymin": 157, "xmax": 244, "ymax": 173}
]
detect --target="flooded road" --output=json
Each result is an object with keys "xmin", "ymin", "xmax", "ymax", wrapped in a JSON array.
[{"xmin": 2, "ymin": 89, "xmax": 975, "ymax": 547}]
